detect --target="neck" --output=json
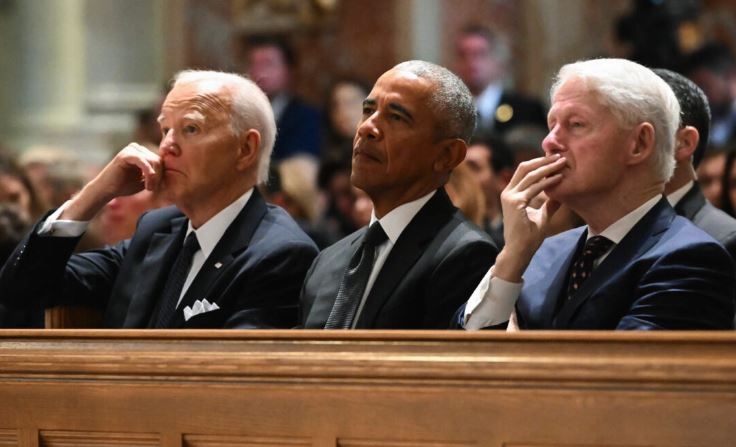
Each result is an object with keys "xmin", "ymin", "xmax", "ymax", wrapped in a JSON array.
[
  {"xmin": 369, "ymin": 183, "xmax": 439, "ymax": 219},
  {"xmin": 571, "ymin": 183, "xmax": 663, "ymax": 235},
  {"xmin": 180, "ymin": 183, "xmax": 252, "ymax": 229},
  {"xmin": 664, "ymin": 162, "xmax": 696, "ymax": 195}
]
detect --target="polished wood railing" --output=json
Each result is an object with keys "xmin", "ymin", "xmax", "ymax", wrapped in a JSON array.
[{"xmin": 0, "ymin": 330, "xmax": 734, "ymax": 446}]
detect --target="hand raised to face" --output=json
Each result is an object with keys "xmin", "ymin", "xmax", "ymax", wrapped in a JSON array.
[
  {"xmin": 493, "ymin": 154, "xmax": 566, "ymax": 283},
  {"xmin": 60, "ymin": 143, "xmax": 164, "ymax": 222}
]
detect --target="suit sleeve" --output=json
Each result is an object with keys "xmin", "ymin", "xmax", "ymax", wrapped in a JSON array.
[
  {"xmin": 0, "ymin": 219, "xmax": 126, "ymax": 327},
  {"xmin": 425, "ymin": 237, "xmax": 498, "ymax": 329},
  {"xmin": 617, "ymin": 241, "xmax": 736, "ymax": 330}
]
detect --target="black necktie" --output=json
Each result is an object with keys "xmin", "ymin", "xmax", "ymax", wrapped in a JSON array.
[
  {"xmin": 325, "ymin": 222, "xmax": 388, "ymax": 329},
  {"xmin": 566, "ymin": 235, "xmax": 613, "ymax": 299},
  {"xmin": 155, "ymin": 232, "xmax": 200, "ymax": 328}
]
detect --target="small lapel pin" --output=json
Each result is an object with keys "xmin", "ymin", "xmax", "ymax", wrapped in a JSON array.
[{"xmin": 214, "ymin": 262, "xmax": 223, "ymax": 269}]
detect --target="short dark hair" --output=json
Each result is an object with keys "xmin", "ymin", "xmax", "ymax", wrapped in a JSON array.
[
  {"xmin": 392, "ymin": 60, "xmax": 477, "ymax": 142},
  {"xmin": 469, "ymin": 134, "xmax": 514, "ymax": 173},
  {"xmin": 653, "ymin": 68, "xmax": 711, "ymax": 168},
  {"xmin": 246, "ymin": 35, "xmax": 296, "ymax": 67}
]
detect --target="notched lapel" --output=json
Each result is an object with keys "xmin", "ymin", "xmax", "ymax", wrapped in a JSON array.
[
  {"xmin": 554, "ymin": 198, "xmax": 674, "ymax": 328},
  {"xmin": 674, "ymin": 184, "xmax": 704, "ymax": 221},
  {"xmin": 121, "ymin": 217, "xmax": 187, "ymax": 327},
  {"xmin": 168, "ymin": 190, "xmax": 268, "ymax": 328},
  {"xmin": 541, "ymin": 235, "xmax": 582, "ymax": 328},
  {"xmin": 355, "ymin": 189, "xmax": 455, "ymax": 328}
]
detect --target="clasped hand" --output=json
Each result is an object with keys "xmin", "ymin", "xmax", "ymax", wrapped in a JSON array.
[
  {"xmin": 493, "ymin": 154, "xmax": 566, "ymax": 282},
  {"xmin": 61, "ymin": 143, "xmax": 164, "ymax": 221}
]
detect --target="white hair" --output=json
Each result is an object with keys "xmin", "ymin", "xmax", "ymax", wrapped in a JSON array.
[
  {"xmin": 172, "ymin": 70, "xmax": 276, "ymax": 183},
  {"xmin": 550, "ymin": 58, "xmax": 680, "ymax": 182}
]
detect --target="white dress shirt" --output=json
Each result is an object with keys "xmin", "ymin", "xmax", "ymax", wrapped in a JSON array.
[
  {"xmin": 39, "ymin": 188, "xmax": 254, "ymax": 308},
  {"xmin": 463, "ymin": 194, "xmax": 663, "ymax": 330},
  {"xmin": 350, "ymin": 190, "xmax": 435, "ymax": 327}
]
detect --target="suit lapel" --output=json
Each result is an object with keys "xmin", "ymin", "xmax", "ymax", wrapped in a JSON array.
[
  {"xmin": 554, "ymin": 198, "xmax": 674, "ymax": 328},
  {"xmin": 121, "ymin": 216, "xmax": 187, "ymax": 328},
  {"xmin": 355, "ymin": 189, "xmax": 455, "ymax": 328},
  {"xmin": 167, "ymin": 189, "xmax": 268, "ymax": 327},
  {"xmin": 674, "ymin": 184, "xmax": 705, "ymax": 221},
  {"xmin": 540, "ymin": 232, "xmax": 584, "ymax": 328}
]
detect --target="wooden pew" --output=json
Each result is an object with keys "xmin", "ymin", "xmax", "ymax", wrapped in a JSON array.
[{"xmin": 0, "ymin": 330, "xmax": 734, "ymax": 446}]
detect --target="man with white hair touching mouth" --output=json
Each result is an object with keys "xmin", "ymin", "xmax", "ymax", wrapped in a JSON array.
[
  {"xmin": 0, "ymin": 70, "xmax": 318, "ymax": 329},
  {"xmin": 461, "ymin": 58, "xmax": 735, "ymax": 330}
]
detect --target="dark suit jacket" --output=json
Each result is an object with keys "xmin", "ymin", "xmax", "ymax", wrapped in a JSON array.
[
  {"xmin": 0, "ymin": 190, "xmax": 319, "ymax": 328},
  {"xmin": 476, "ymin": 90, "xmax": 547, "ymax": 138},
  {"xmin": 674, "ymin": 184, "xmax": 736, "ymax": 262},
  {"xmin": 300, "ymin": 189, "xmax": 498, "ymax": 329},
  {"xmin": 272, "ymin": 96, "xmax": 321, "ymax": 161},
  {"xmin": 516, "ymin": 198, "xmax": 735, "ymax": 330}
]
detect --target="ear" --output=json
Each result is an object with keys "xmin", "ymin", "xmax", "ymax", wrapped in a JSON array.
[
  {"xmin": 433, "ymin": 138, "xmax": 467, "ymax": 173},
  {"xmin": 236, "ymin": 129, "xmax": 261, "ymax": 171},
  {"xmin": 626, "ymin": 122, "xmax": 656, "ymax": 167},
  {"xmin": 674, "ymin": 126, "xmax": 699, "ymax": 163}
]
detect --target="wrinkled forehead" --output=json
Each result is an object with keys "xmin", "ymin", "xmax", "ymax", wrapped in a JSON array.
[
  {"xmin": 369, "ymin": 69, "xmax": 433, "ymax": 103},
  {"xmin": 550, "ymin": 78, "xmax": 604, "ymax": 111},
  {"xmin": 159, "ymin": 81, "xmax": 233, "ymax": 122}
]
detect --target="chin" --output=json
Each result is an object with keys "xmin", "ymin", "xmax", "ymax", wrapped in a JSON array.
[{"xmin": 543, "ymin": 184, "xmax": 567, "ymax": 202}]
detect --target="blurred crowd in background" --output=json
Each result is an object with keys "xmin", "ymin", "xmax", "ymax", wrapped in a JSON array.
[{"xmin": 2, "ymin": 0, "xmax": 736, "ymax": 267}]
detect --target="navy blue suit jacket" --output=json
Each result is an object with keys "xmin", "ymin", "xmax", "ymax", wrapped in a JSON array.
[
  {"xmin": 475, "ymin": 90, "xmax": 547, "ymax": 139},
  {"xmin": 0, "ymin": 190, "xmax": 318, "ymax": 328},
  {"xmin": 272, "ymin": 96, "xmax": 321, "ymax": 161},
  {"xmin": 516, "ymin": 198, "xmax": 735, "ymax": 329},
  {"xmin": 300, "ymin": 189, "xmax": 498, "ymax": 329}
]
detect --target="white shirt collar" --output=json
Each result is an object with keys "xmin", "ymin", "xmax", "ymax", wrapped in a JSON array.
[
  {"xmin": 591, "ymin": 194, "xmax": 662, "ymax": 244},
  {"xmin": 475, "ymin": 82, "xmax": 503, "ymax": 123},
  {"xmin": 270, "ymin": 93, "xmax": 290, "ymax": 121},
  {"xmin": 666, "ymin": 180, "xmax": 694, "ymax": 207},
  {"xmin": 369, "ymin": 190, "xmax": 436, "ymax": 244},
  {"xmin": 186, "ymin": 188, "xmax": 253, "ymax": 258}
]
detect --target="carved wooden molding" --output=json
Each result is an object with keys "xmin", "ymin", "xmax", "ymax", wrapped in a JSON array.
[
  {"xmin": 0, "ymin": 330, "xmax": 734, "ymax": 387},
  {"xmin": 0, "ymin": 330, "xmax": 735, "ymax": 447}
]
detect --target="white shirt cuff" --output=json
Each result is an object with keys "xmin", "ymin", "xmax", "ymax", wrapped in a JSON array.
[
  {"xmin": 37, "ymin": 201, "xmax": 90, "ymax": 237},
  {"xmin": 463, "ymin": 267, "xmax": 523, "ymax": 330}
]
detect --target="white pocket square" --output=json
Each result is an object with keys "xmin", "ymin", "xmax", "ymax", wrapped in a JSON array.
[{"xmin": 183, "ymin": 299, "xmax": 220, "ymax": 321}]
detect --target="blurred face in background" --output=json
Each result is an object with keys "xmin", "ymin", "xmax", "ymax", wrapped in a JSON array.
[
  {"xmin": 0, "ymin": 174, "xmax": 31, "ymax": 221},
  {"xmin": 351, "ymin": 186, "xmax": 373, "ymax": 228},
  {"xmin": 330, "ymin": 82, "xmax": 367, "ymax": 139},
  {"xmin": 247, "ymin": 45, "xmax": 290, "ymax": 98},
  {"xmin": 98, "ymin": 190, "xmax": 167, "ymax": 245},
  {"xmin": 465, "ymin": 143, "xmax": 496, "ymax": 202},
  {"xmin": 697, "ymin": 151, "xmax": 726, "ymax": 208},
  {"xmin": 454, "ymin": 33, "xmax": 503, "ymax": 95},
  {"xmin": 688, "ymin": 68, "xmax": 734, "ymax": 117}
]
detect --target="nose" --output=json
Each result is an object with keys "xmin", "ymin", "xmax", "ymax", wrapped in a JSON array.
[
  {"xmin": 158, "ymin": 129, "xmax": 179, "ymax": 157},
  {"xmin": 356, "ymin": 113, "xmax": 381, "ymax": 141},
  {"xmin": 542, "ymin": 125, "xmax": 564, "ymax": 156}
]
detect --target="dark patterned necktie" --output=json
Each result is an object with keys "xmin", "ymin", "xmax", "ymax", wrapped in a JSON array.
[
  {"xmin": 325, "ymin": 222, "xmax": 388, "ymax": 329},
  {"xmin": 566, "ymin": 235, "xmax": 613, "ymax": 299},
  {"xmin": 155, "ymin": 232, "xmax": 200, "ymax": 328}
]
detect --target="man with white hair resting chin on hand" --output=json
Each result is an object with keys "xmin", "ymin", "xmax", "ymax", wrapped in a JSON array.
[{"xmin": 0, "ymin": 70, "xmax": 318, "ymax": 329}]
